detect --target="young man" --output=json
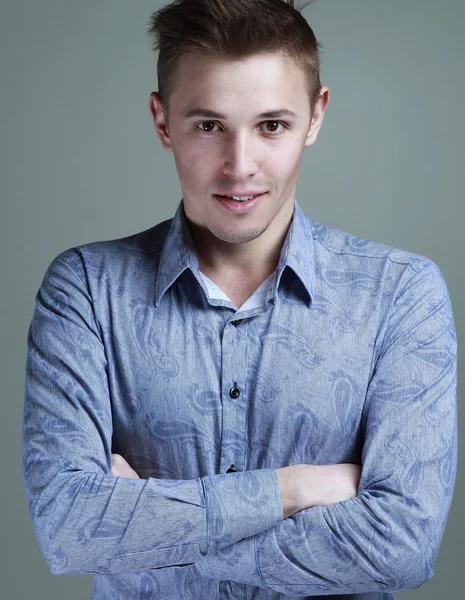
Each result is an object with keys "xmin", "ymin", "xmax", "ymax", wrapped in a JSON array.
[{"xmin": 22, "ymin": 1, "xmax": 457, "ymax": 599}]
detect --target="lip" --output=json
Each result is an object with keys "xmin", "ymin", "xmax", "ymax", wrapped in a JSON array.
[
  {"xmin": 217, "ymin": 191, "xmax": 267, "ymax": 197},
  {"xmin": 214, "ymin": 192, "xmax": 266, "ymax": 214}
]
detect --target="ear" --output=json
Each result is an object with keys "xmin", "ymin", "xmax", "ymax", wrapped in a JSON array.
[
  {"xmin": 304, "ymin": 86, "xmax": 330, "ymax": 147},
  {"xmin": 148, "ymin": 92, "xmax": 173, "ymax": 152}
]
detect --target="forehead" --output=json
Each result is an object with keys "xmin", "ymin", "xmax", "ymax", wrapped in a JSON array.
[{"xmin": 170, "ymin": 51, "xmax": 309, "ymax": 116}]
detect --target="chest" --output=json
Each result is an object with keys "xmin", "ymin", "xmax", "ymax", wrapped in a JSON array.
[{"xmin": 103, "ymin": 277, "xmax": 377, "ymax": 480}]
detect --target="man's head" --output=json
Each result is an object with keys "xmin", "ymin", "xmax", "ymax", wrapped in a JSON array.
[
  {"xmin": 147, "ymin": 0, "xmax": 322, "ymax": 124},
  {"xmin": 147, "ymin": 0, "xmax": 329, "ymax": 255}
]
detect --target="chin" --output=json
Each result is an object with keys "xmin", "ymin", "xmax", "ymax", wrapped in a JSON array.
[{"xmin": 210, "ymin": 222, "xmax": 268, "ymax": 245}]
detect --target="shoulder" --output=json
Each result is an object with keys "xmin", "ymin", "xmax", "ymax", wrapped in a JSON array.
[
  {"xmin": 303, "ymin": 215, "xmax": 452, "ymax": 314},
  {"xmin": 304, "ymin": 216, "xmax": 447, "ymax": 299},
  {"xmin": 307, "ymin": 216, "xmax": 433, "ymax": 274},
  {"xmin": 45, "ymin": 217, "xmax": 173, "ymax": 283}
]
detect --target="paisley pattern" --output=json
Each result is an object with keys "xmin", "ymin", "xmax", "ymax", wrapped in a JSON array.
[{"xmin": 22, "ymin": 199, "xmax": 457, "ymax": 599}]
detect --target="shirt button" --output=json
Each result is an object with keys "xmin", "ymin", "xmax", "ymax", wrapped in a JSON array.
[
  {"xmin": 229, "ymin": 385, "xmax": 240, "ymax": 399},
  {"xmin": 226, "ymin": 464, "xmax": 237, "ymax": 473},
  {"xmin": 231, "ymin": 319, "xmax": 242, "ymax": 327}
]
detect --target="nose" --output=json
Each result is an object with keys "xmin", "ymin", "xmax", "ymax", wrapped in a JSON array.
[{"xmin": 222, "ymin": 130, "xmax": 259, "ymax": 180}]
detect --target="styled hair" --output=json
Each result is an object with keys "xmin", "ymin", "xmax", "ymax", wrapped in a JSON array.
[{"xmin": 147, "ymin": 0, "xmax": 322, "ymax": 121}]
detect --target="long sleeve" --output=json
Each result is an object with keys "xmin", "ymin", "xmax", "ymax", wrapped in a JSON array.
[
  {"xmin": 193, "ymin": 260, "xmax": 458, "ymax": 595},
  {"xmin": 21, "ymin": 252, "xmax": 283, "ymax": 576}
]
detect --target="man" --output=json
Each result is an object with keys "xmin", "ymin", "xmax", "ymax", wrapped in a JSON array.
[{"xmin": 22, "ymin": 1, "xmax": 457, "ymax": 599}]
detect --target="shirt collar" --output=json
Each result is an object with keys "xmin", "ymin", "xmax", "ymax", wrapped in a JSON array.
[{"xmin": 154, "ymin": 197, "xmax": 315, "ymax": 308}]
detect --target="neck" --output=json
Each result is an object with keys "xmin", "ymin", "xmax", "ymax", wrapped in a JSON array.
[{"xmin": 185, "ymin": 205, "xmax": 294, "ymax": 278}]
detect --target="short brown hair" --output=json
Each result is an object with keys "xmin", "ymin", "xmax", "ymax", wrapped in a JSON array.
[{"xmin": 147, "ymin": 0, "xmax": 322, "ymax": 121}]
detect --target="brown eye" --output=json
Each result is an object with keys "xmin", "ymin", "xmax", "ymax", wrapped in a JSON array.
[
  {"xmin": 198, "ymin": 122, "xmax": 218, "ymax": 132},
  {"xmin": 261, "ymin": 121, "xmax": 286, "ymax": 134}
]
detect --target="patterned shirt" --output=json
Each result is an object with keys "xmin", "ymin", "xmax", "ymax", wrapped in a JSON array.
[{"xmin": 22, "ymin": 198, "xmax": 457, "ymax": 600}]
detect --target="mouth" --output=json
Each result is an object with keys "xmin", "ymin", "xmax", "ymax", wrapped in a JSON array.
[{"xmin": 213, "ymin": 192, "xmax": 266, "ymax": 213}]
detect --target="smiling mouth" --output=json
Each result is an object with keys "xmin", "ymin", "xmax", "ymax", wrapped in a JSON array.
[
  {"xmin": 213, "ymin": 192, "xmax": 266, "ymax": 213},
  {"xmin": 215, "ymin": 192, "xmax": 266, "ymax": 201}
]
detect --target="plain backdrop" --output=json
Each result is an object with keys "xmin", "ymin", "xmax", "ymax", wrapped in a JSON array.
[{"xmin": 1, "ymin": 0, "xmax": 463, "ymax": 598}]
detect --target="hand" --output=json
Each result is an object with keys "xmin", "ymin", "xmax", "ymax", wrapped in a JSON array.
[
  {"xmin": 275, "ymin": 464, "xmax": 309, "ymax": 518},
  {"xmin": 111, "ymin": 453, "xmax": 140, "ymax": 479},
  {"xmin": 305, "ymin": 463, "xmax": 361, "ymax": 508},
  {"xmin": 275, "ymin": 463, "xmax": 361, "ymax": 519}
]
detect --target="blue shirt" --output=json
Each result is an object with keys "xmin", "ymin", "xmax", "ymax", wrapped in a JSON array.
[{"xmin": 22, "ymin": 198, "xmax": 458, "ymax": 600}]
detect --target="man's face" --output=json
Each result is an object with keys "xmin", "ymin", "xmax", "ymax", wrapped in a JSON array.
[{"xmin": 150, "ymin": 52, "xmax": 328, "ymax": 246}]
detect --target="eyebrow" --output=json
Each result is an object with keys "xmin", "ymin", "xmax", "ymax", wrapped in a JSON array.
[{"xmin": 183, "ymin": 108, "xmax": 300, "ymax": 120}]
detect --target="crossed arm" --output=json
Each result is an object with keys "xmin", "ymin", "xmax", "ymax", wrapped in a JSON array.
[
  {"xmin": 22, "ymin": 252, "xmax": 457, "ymax": 595},
  {"xmin": 111, "ymin": 454, "xmax": 362, "ymax": 519}
]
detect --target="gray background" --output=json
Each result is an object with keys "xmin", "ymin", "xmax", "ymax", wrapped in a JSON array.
[{"xmin": 1, "ymin": 0, "xmax": 463, "ymax": 597}]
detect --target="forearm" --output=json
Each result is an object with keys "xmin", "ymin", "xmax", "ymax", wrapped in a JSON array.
[
  {"xmin": 109, "ymin": 454, "xmax": 363, "ymax": 586},
  {"xmin": 24, "ymin": 457, "xmax": 282, "ymax": 575},
  {"xmin": 194, "ymin": 459, "xmax": 456, "ymax": 595},
  {"xmin": 276, "ymin": 462, "xmax": 361, "ymax": 518}
]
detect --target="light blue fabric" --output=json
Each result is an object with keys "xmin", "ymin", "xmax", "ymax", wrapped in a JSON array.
[{"xmin": 22, "ymin": 198, "xmax": 457, "ymax": 599}]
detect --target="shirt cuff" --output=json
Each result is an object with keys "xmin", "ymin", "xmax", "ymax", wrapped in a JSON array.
[
  {"xmin": 200, "ymin": 468, "xmax": 282, "ymax": 551},
  {"xmin": 193, "ymin": 534, "xmax": 264, "ymax": 587}
]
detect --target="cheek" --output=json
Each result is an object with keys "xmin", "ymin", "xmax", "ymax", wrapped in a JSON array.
[
  {"xmin": 266, "ymin": 141, "xmax": 303, "ymax": 179},
  {"xmin": 172, "ymin": 145, "xmax": 214, "ymax": 191},
  {"xmin": 175, "ymin": 134, "xmax": 217, "ymax": 164}
]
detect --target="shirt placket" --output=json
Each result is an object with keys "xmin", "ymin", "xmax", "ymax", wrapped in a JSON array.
[{"xmin": 219, "ymin": 316, "xmax": 249, "ymax": 475}]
